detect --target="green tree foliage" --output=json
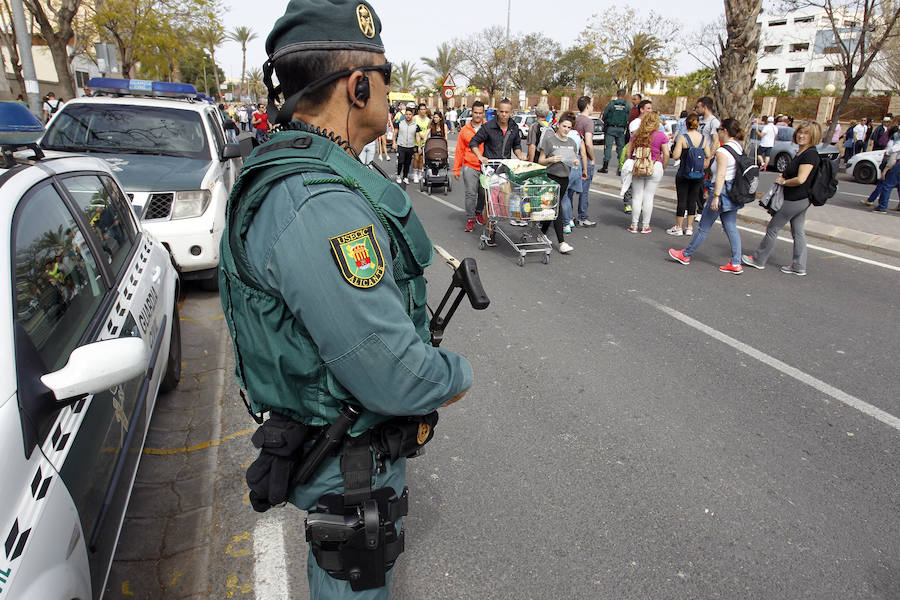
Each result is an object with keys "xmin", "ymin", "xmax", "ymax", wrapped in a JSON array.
[
  {"xmin": 554, "ymin": 42, "xmax": 615, "ymax": 95},
  {"xmin": 798, "ymin": 87, "xmax": 823, "ymax": 97},
  {"xmin": 507, "ymin": 33, "xmax": 562, "ymax": 93},
  {"xmin": 754, "ymin": 75, "xmax": 791, "ymax": 97},
  {"xmin": 197, "ymin": 24, "xmax": 225, "ymax": 97},
  {"xmin": 609, "ymin": 32, "xmax": 670, "ymax": 93},
  {"xmin": 227, "ymin": 26, "xmax": 258, "ymax": 100},
  {"xmin": 420, "ymin": 42, "xmax": 459, "ymax": 89},
  {"xmin": 666, "ymin": 68, "xmax": 714, "ymax": 97},
  {"xmin": 453, "ymin": 26, "xmax": 507, "ymax": 97},
  {"xmin": 391, "ymin": 60, "xmax": 422, "ymax": 92},
  {"xmin": 580, "ymin": 7, "xmax": 676, "ymax": 91},
  {"xmin": 94, "ymin": 0, "xmax": 224, "ymax": 79}
]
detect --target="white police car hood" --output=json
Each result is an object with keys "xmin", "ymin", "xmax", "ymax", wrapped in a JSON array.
[{"xmin": 42, "ymin": 149, "xmax": 212, "ymax": 192}]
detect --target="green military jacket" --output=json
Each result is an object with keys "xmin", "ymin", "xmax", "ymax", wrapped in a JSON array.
[{"xmin": 220, "ymin": 129, "xmax": 473, "ymax": 435}]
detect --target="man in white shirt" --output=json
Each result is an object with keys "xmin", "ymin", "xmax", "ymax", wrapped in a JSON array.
[
  {"xmin": 756, "ymin": 116, "xmax": 777, "ymax": 170},
  {"xmin": 852, "ymin": 117, "xmax": 869, "ymax": 154},
  {"xmin": 446, "ymin": 108, "xmax": 458, "ymax": 132}
]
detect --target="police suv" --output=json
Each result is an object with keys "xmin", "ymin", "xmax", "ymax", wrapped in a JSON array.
[
  {"xmin": 0, "ymin": 102, "xmax": 180, "ymax": 599},
  {"xmin": 41, "ymin": 79, "xmax": 242, "ymax": 291}
]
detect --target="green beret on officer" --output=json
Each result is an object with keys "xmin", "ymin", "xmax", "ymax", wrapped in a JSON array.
[{"xmin": 219, "ymin": 1, "xmax": 474, "ymax": 598}]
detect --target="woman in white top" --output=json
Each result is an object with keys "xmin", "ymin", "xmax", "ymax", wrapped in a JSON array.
[{"xmin": 668, "ymin": 118, "xmax": 745, "ymax": 274}]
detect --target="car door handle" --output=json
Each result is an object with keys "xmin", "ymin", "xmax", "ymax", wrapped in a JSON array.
[{"xmin": 151, "ymin": 266, "xmax": 161, "ymax": 282}]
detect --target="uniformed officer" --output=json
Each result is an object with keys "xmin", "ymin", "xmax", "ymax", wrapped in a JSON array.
[{"xmin": 218, "ymin": 1, "xmax": 474, "ymax": 598}]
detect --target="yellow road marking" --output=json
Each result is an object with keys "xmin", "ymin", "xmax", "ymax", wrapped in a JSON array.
[
  {"xmin": 121, "ymin": 580, "xmax": 135, "ymax": 596},
  {"xmin": 142, "ymin": 428, "xmax": 254, "ymax": 455},
  {"xmin": 225, "ymin": 572, "xmax": 252, "ymax": 597},
  {"xmin": 225, "ymin": 531, "xmax": 252, "ymax": 557}
]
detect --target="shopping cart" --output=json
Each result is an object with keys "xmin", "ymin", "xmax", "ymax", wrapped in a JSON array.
[{"xmin": 479, "ymin": 159, "xmax": 559, "ymax": 266}]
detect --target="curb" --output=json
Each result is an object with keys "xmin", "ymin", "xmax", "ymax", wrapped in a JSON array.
[{"xmin": 591, "ymin": 173, "xmax": 900, "ymax": 259}]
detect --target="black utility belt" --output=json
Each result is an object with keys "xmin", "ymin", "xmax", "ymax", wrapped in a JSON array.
[{"xmin": 245, "ymin": 408, "xmax": 438, "ymax": 513}]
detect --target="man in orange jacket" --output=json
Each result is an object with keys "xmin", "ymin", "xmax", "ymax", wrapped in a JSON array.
[{"xmin": 454, "ymin": 101, "xmax": 487, "ymax": 232}]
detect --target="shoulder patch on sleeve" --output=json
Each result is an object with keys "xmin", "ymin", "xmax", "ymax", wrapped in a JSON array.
[{"xmin": 329, "ymin": 224, "xmax": 386, "ymax": 289}]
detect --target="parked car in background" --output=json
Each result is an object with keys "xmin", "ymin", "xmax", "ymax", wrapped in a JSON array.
[
  {"xmin": 511, "ymin": 113, "xmax": 536, "ymax": 138},
  {"xmin": 41, "ymin": 78, "xmax": 242, "ymax": 291},
  {"xmin": 0, "ymin": 102, "xmax": 180, "ymax": 600},
  {"xmin": 770, "ymin": 125, "xmax": 841, "ymax": 173},
  {"xmin": 845, "ymin": 149, "xmax": 885, "ymax": 184},
  {"xmin": 591, "ymin": 118, "xmax": 606, "ymax": 146}
]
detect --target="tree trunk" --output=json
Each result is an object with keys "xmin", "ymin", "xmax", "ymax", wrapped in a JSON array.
[
  {"xmin": 240, "ymin": 45, "xmax": 247, "ymax": 101},
  {"xmin": 824, "ymin": 79, "xmax": 860, "ymax": 142},
  {"xmin": 22, "ymin": 0, "xmax": 81, "ymax": 99},
  {"xmin": 210, "ymin": 49, "xmax": 221, "ymax": 100},
  {"xmin": 714, "ymin": 0, "xmax": 762, "ymax": 135}
]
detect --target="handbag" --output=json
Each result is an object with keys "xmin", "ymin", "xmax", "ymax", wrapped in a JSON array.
[{"xmin": 758, "ymin": 183, "xmax": 784, "ymax": 216}]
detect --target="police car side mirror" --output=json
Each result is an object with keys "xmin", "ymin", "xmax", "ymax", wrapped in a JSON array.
[
  {"xmin": 221, "ymin": 143, "xmax": 241, "ymax": 161},
  {"xmin": 40, "ymin": 337, "xmax": 149, "ymax": 402}
]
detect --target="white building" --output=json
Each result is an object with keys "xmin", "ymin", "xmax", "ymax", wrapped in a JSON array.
[{"xmin": 756, "ymin": 7, "xmax": 888, "ymax": 94}]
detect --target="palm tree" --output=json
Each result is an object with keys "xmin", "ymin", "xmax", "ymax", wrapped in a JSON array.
[
  {"xmin": 392, "ymin": 60, "xmax": 422, "ymax": 93},
  {"xmin": 227, "ymin": 26, "xmax": 259, "ymax": 101},
  {"xmin": 610, "ymin": 32, "xmax": 668, "ymax": 94},
  {"xmin": 247, "ymin": 68, "xmax": 264, "ymax": 102},
  {"xmin": 421, "ymin": 42, "xmax": 459, "ymax": 88},
  {"xmin": 714, "ymin": 0, "xmax": 762, "ymax": 128},
  {"xmin": 198, "ymin": 26, "xmax": 225, "ymax": 100}
]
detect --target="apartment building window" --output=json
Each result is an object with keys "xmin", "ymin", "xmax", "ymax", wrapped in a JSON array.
[
  {"xmin": 75, "ymin": 70, "xmax": 90, "ymax": 88},
  {"xmin": 823, "ymin": 46, "xmax": 841, "ymax": 54},
  {"xmin": 768, "ymin": 19, "xmax": 787, "ymax": 26},
  {"xmin": 764, "ymin": 45, "xmax": 782, "ymax": 53},
  {"xmin": 790, "ymin": 43, "xmax": 810, "ymax": 52},
  {"xmin": 785, "ymin": 67, "xmax": 805, "ymax": 73},
  {"xmin": 843, "ymin": 20, "xmax": 857, "ymax": 27},
  {"xmin": 794, "ymin": 16, "xmax": 814, "ymax": 23},
  {"xmin": 824, "ymin": 66, "xmax": 841, "ymax": 71},
  {"xmin": 761, "ymin": 68, "xmax": 778, "ymax": 74}
]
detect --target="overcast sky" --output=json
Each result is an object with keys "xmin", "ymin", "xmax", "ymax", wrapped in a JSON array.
[{"xmin": 215, "ymin": 0, "xmax": 719, "ymax": 85}]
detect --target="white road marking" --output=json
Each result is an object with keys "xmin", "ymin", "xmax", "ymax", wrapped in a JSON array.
[
  {"xmin": 589, "ymin": 187, "xmax": 900, "ymax": 272},
  {"xmin": 254, "ymin": 513, "xmax": 289, "ymax": 600},
  {"xmin": 426, "ymin": 193, "xmax": 464, "ymax": 212},
  {"xmin": 640, "ymin": 296, "xmax": 900, "ymax": 433}
]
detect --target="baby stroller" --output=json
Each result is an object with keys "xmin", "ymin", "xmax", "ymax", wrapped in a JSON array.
[{"xmin": 419, "ymin": 136, "xmax": 452, "ymax": 194}]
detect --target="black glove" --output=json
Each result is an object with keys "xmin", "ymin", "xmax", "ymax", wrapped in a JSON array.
[{"xmin": 246, "ymin": 413, "xmax": 309, "ymax": 512}]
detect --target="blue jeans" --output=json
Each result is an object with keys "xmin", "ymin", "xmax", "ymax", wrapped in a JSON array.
[
  {"xmin": 575, "ymin": 162, "xmax": 595, "ymax": 220},
  {"xmin": 878, "ymin": 162, "xmax": 900, "ymax": 210},
  {"xmin": 684, "ymin": 183, "xmax": 742, "ymax": 264},
  {"xmin": 561, "ymin": 188, "xmax": 574, "ymax": 225}
]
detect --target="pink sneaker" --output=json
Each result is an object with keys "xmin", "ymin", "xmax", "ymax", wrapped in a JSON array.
[
  {"xmin": 464, "ymin": 219, "xmax": 475, "ymax": 232},
  {"xmin": 627, "ymin": 226, "xmax": 639, "ymax": 234},
  {"xmin": 719, "ymin": 262, "xmax": 743, "ymax": 274},
  {"xmin": 475, "ymin": 212, "xmax": 486, "ymax": 225},
  {"xmin": 640, "ymin": 227, "xmax": 652, "ymax": 234},
  {"xmin": 668, "ymin": 248, "xmax": 690, "ymax": 264}
]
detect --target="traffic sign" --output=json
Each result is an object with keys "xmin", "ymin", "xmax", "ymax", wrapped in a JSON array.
[
  {"xmin": 442, "ymin": 87, "xmax": 454, "ymax": 100},
  {"xmin": 442, "ymin": 72, "xmax": 456, "ymax": 89}
]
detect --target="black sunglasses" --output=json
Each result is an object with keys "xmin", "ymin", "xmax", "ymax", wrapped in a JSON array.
[{"xmin": 356, "ymin": 62, "xmax": 392, "ymax": 85}]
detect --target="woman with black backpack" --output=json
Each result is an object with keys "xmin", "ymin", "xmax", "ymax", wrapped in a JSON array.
[
  {"xmin": 742, "ymin": 120, "xmax": 822, "ymax": 276},
  {"xmin": 667, "ymin": 112, "xmax": 710, "ymax": 237},
  {"xmin": 668, "ymin": 118, "xmax": 746, "ymax": 274}
]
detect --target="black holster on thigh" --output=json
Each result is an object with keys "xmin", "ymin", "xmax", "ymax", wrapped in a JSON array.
[{"xmin": 305, "ymin": 440, "xmax": 408, "ymax": 591}]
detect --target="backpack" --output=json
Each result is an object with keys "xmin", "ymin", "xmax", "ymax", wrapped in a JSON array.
[
  {"xmin": 721, "ymin": 144, "xmax": 759, "ymax": 205},
  {"xmin": 808, "ymin": 156, "xmax": 838, "ymax": 206},
  {"xmin": 632, "ymin": 145, "xmax": 654, "ymax": 177},
  {"xmin": 678, "ymin": 134, "xmax": 706, "ymax": 180}
]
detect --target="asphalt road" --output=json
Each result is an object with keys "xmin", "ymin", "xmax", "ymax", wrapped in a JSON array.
[{"xmin": 113, "ymin": 141, "xmax": 900, "ymax": 600}]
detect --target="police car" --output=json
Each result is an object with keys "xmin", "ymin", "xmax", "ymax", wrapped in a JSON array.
[
  {"xmin": 0, "ymin": 102, "xmax": 180, "ymax": 599},
  {"xmin": 41, "ymin": 78, "xmax": 242, "ymax": 291}
]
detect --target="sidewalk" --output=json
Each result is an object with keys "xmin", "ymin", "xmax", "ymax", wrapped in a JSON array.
[{"xmin": 590, "ymin": 171, "xmax": 900, "ymax": 259}]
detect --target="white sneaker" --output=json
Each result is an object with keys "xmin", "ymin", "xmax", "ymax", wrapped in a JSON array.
[
  {"xmin": 403, "ymin": 177, "xmax": 410, "ymax": 184},
  {"xmin": 412, "ymin": 174, "xmax": 419, "ymax": 183},
  {"xmin": 395, "ymin": 175, "xmax": 402, "ymax": 183},
  {"xmin": 666, "ymin": 226, "xmax": 683, "ymax": 236},
  {"xmin": 562, "ymin": 225, "xmax": 572, "ymax": 234},
  {"xmin": 685, "ymin": 228, "xmax": 693, "ymax": 236},
  {"xmin": 558, "ymin": 242, "xmax": 574, "ymax": 254}
]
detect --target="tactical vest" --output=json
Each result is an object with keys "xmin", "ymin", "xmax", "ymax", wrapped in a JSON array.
[{"xmin": 219, "ymin": 130, "xmax": 434, "ymax": 435}]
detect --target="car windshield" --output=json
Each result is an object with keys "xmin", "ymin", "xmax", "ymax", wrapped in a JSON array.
[{"xmin": 42, "ymin": 103, "xmax": 210, "ymax": 160}]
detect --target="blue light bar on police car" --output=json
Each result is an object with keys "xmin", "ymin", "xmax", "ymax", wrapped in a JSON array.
[
  {"xmin": 88, "ymin": 78, "xmax": 199, "ymax": 99},
  {"xmin": 0, "ymin": 101, "xmax": 44, "ymax": 146}
]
